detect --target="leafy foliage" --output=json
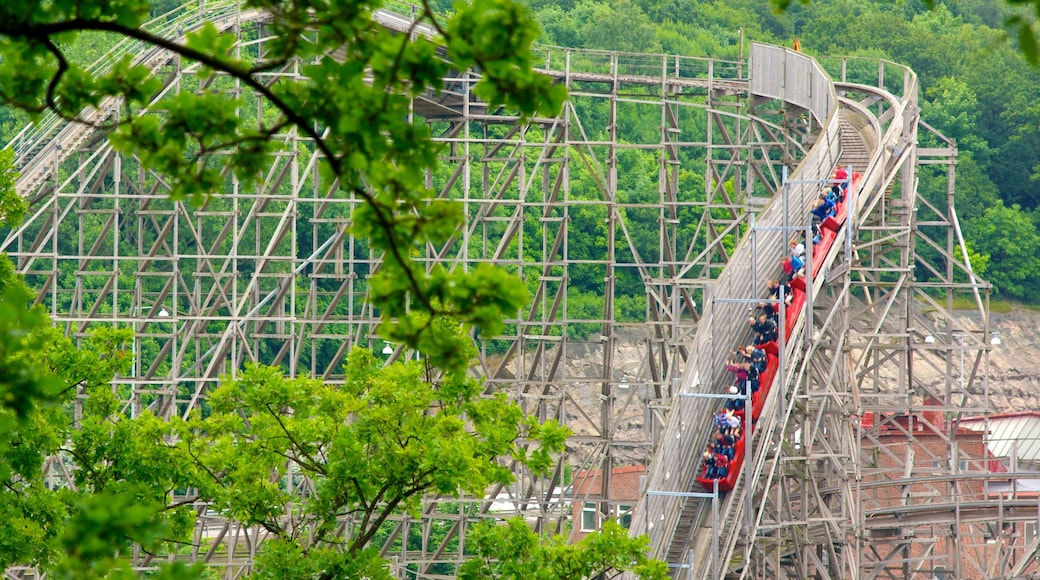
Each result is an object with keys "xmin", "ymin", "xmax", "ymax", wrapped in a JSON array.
[
  {"xmin": 771, "ymin": 0, "xmax": 1039, "ymax": 65},
  {"xmin": 459, "ymin": 519, "xmax": 668, "ymax": 580},
  {"xmin": 0, "ymin": 279, "xmax": 143, "ymax": 573},
  {"xmin": 177, "ymin": 347, "xmax": 570, "ymax": 578},
  {"xmin": 3, "ymin": 0, "xmax": 1039, "ymax": 572},
  {"xmin": 0, "ymin": 0, "xmax": 566, "ymax": 373},
  {"xmin": 520, "ymin": 0, "xmax": 1040, "ymax": 301},
  {"xmin": 0, "ymin": 0, "xmax": 668, "ymax": 577},
  {"xmin": 964, "ymin": 201, "xmax": 1040, "ymax": 297}
]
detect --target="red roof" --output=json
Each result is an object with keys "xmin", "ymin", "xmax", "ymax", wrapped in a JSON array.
[{"xmin": 570, "ymin": 465, "xmax": 646, "ymax": 498}]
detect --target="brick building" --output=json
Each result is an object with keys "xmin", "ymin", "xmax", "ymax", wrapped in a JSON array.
[
  {"xmin": 569, "ymin": 464, "xmax": 645, "ymax": 541},
  {"xmin": 859, "ymin": 408, "xmax": 1036, "ymax": 579}
]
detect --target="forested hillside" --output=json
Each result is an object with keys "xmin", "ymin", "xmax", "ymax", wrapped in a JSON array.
[{"xmin": 518, "ymin": 0, "xmax": 1040, "ymax": 302}]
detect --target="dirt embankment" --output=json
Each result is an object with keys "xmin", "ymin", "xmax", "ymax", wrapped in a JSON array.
[
  {"xmin": 551, "ymin": 308, "xmax": 1038, "ymax": 454},
  {"xmin": 986, "ymin": 306, "xmax": 1040, "ymax": 411}
]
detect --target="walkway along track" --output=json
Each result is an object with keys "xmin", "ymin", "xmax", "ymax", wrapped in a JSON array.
[{"xmin": 631, "ymin": 53, "xmax": 919, "ymax": 577}]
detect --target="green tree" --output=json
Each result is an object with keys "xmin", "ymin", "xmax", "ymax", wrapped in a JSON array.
[
  {"xmin": 773, "ymin": 0, "xmax": 1040, "ymax": 65},
  {"xmin": 923, "ymin": 76, "xmax": 992, "ymax": 170},
  {"xmin": 0, "ymin": 0, "xmax": 565, "ymax": 374},
  {"xmin": 964, "ymin": 201, "xmax": 1040, "ymax": 299},
  {"xmin": 0, "ymin": 149, "xmax": 197, "ymax": 577},
  {"xmin": 460, "ymin": 519, "xmax": 668, "ymax": 579},
  {"xmin": 570, "ymin": 0, "xmax": 661, "ymax": 53},
  {"xmin": 993, "ymin": 100, "xmax": 1040, "ymax": 208},
  {"xmin": 530, "ymin": 5, "xmax": 581, "ymax": 47},
  {"xmin": 182, "ymin": 349, "xmax": 571, "ymax": 579},
  {"xmin": 0, "ymin": 0, "xmax": 665, "ymax": 576},
  {"xmin": 0, "ymin": 282, "xmax": 156, "ymax": 574}
]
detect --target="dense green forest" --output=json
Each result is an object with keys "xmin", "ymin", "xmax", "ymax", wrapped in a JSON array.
[
  {"xmin": 513, "ymin": 0, "xmax": 1040, "ymax": 302},
  {"xmin": 4, "ymin": 0, "xmax": 1039, "ymax": 306}
]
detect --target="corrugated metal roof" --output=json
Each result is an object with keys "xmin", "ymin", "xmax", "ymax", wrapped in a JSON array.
[
  {"xmin": 962, "ymin": 410, "xmax": 1040, "ymax": 423},
  {"xmin": 961, "ymin": 415, "xmax": 1040, "ymax": 461}
]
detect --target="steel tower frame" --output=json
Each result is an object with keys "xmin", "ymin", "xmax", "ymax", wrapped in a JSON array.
[
  {"xmin": 717, "ymin": 59, "xmax": 1014, "ymax": 580},
  {"xmin": 2, "ymin": 5, "xmax": 794, "ymax": 576},
  {"xmin": 2, "ymin": 4, "xmax": 1020, "ymax": 578}
]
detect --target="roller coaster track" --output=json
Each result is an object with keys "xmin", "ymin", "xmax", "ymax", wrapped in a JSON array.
[
  {"xmin": 4, "ymin": 3, "xmax": 1013, "ymax": 579},
  {"xmin": 7, "ymin": 0, "xmax": 747, "ymax": 196},
  {"xmin": 634, "ymin": 66, "xmax": 888, "ymax": 576},
  {"xmin": 633, "ymin": 50, "xmax": 1014, "ymax": 580}
]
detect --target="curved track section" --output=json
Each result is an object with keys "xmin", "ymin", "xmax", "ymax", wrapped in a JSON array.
[
  {"xmin": 624, "ymin": 43, "xmax": 886, "ymax": 573},
  {"xmin": 632, "ymin": 49, "xmax": 920, "ymax": 579},
  {"xmin": 638, "ymin": 49, "xmax": 1021, "ymax": 578}
]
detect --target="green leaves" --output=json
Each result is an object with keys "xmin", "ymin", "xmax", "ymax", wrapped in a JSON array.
[
  {"xmin": 57, "ymin": 485, "xmax": 202, "ymax": 579},
  {"xmin": 1017, "ymin": 18, "xmax": 1039, "ymax": 65},
  {"xmin": 0, "ymin": 262, "xmax": 171, "ymax": 575},
  {"xmin": 0, "ymin": 150, "xmax": 24, "ymax": 227},
  {"xmin": 0, "ymin": 282, "xmax": 62, "ymax": 422},
  {"xmin": 460, "ymin": 519, "xmax": 667, "ymax": 580},
  {"xmin": 184, "ymin": 22, "xmax": 238, "ymax": 64},
  {"xmin": 100, "ymin": 55, "xmax": 165, "ymax": 106},
  {"xmin": 182, "ymin": 355, "xmax": 570, "ymax": 574},
  {"xmin": 60, "ymin": 487, "xmax": 165, "ymax": 571},
  {"xmin": 0, "ymin": 0, "xmax": 642, "ymax": 575},
  {"xmin": 4, "ymin": 0, "xmax": 569, "ymax": 361},
  {"xmin": 71, "ymin": 0, "xmax": 152, "ymax": 27},
  {"xmin": 964, "ymin": 200, "xmax": 1040, "ymax": 298},
  {"xmin": 109, "ymin": 89, "xmax": 278, "ymax": 204},
  {"xmin": 369, "ymin": 262, "xmax": 529, "ymax": 372},
  {"xmin": 446, "ymin": 0, "xmax": 566, "ymax": 120}
]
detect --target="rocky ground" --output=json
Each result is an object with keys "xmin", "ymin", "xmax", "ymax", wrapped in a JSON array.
[
  {"xmin": 987, "ymin": 305, "xmax": 1040, "ymax": 412},
  {"xmin": 530, "ymin": 306, "xmax": 1039, "ymax": 465}
]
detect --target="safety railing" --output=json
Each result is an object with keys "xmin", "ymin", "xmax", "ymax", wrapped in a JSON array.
[
  {"xmin": 633, "ymin": 42, "xmax": 846, "ymax": 567},
  {"xmin": 535, "ymin": 46, "xmax": 745, "ymax": 84}
]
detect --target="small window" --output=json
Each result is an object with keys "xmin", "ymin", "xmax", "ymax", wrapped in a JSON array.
[
  {"xmin": 581, "ymin": 502, "xmax": 598, "ymax": 531},
  {"xmin": 617, "ymin": 504, "xmax": 632, "ymax": 529}
]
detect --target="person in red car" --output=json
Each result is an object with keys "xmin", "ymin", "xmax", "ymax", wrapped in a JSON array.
[
  {"xmin": 761, "ymin": 278, "xmax": 792, "ymax": 322},
  {"xmin": 725, "ymin": 385, "xmax": 745, "ymax": 411},
  {"xmin": 781, "ymin": 254, "xmax": 804, "ymax": 280},
  {"xmin": 750, "ymin": 313, "xmax": 778, "ymax": 344},
  {"xmin": 702, "ymin": 449, "xmax": 716, "ymax": 479},
  {"xmin": 713, "ymin": 451, "xmax": 729, "ymax": 479}
]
